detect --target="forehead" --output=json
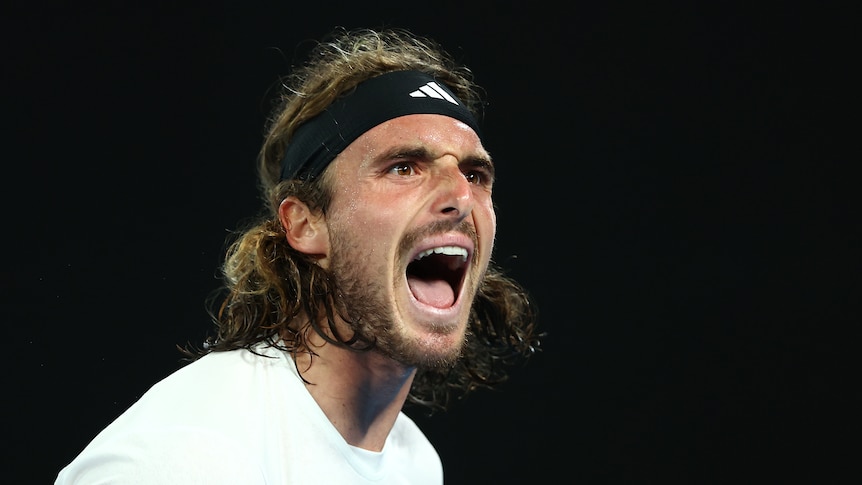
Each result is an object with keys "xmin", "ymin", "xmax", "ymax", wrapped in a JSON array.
[{"xmin": 343, "ymin": 113, "xmax": 489, "ymax": 160}]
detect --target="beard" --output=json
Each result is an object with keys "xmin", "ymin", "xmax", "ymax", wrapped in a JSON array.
[{"xmin": 327, "ymin": 220, "xmax": 477, "ymax": 369}]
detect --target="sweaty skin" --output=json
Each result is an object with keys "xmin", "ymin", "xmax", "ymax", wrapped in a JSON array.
[{"xmin": 282, "ymin": 113, "xmax": 496, "ymax": 451}]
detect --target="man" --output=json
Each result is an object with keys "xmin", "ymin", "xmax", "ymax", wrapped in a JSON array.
[{"xmin": 56, "ymin": 27, "xmax": 541, "ymax": 484}]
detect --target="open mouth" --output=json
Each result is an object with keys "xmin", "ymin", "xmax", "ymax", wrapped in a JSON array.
[{"xmin": 406, "ymin": 246, "xmax": 469, "ymax": 309}]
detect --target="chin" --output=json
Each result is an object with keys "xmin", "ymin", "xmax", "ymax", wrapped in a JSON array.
[{"xmin": 400, "ymin": 325, "xmax": 467, "ymax": 369}]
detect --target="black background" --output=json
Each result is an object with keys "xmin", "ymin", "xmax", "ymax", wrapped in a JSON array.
[{"xmin": 5, "ymin": 1, "xmax": 857, "ymax": 483}]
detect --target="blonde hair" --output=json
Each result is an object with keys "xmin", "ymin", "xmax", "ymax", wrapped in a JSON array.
[{"xmin": 189, "ymin": 27, "xmax": 541, "ymax": 414}]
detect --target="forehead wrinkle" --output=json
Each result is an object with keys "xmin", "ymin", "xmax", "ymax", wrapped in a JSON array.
[{"xmin": 375, "ymin": 144, "xmax": 492, "ymax": 168}]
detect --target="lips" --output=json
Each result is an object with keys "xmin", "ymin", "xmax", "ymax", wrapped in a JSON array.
[{"xmin": 406, "ymin": 245, "xmax": 469, "ymax": 308}]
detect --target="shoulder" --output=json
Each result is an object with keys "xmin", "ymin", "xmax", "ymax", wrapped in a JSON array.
[
  {"xmin": 56, "ymin": 427, "xmax": 265, "ymax": 484},
  {"xmin": 56, "ymin": 346, "xmax": 297, "ymax": 484}
]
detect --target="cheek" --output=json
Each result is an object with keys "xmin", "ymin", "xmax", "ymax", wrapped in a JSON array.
[
  {"xmin": 477, "ymin": 202, "xmax": 497, "ymax": 250},
  {"xmin": 331, "ymin": 178, "xmax": 401, "ymax": 223},
  {"xmin": 329, "ymin": 195, "xmax": 402, "ymax": 245},
  {"xmin": 482, "ymin": 198, "xmax": 497, "ymax": 230}
]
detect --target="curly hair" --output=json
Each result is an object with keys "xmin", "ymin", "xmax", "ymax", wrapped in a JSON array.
[{"xmin": 184, "ymin": 27, "xmax": 542, "ymax": 414}]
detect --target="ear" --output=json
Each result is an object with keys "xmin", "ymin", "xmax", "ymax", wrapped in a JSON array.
[{"xmin": 278, "ymin": 196, "xmax": 329, "ymax": 257}]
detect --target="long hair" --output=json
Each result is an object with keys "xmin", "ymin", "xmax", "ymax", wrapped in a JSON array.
[{"xmin": 184, "ymin": 27, "xmax": 542, "ymax": 414}]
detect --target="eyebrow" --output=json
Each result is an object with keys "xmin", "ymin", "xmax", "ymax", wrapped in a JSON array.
[{"xmin": 381, "ymin": 146, "xmax": 495, "ymax": 176}]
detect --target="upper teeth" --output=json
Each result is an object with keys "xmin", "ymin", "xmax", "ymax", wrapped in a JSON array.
[{"xmin": 415, "ymin": 246, "xmax": 468, "ymax": 262}]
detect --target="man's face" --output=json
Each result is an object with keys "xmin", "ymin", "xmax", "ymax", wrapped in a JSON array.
[{"xmin": 323, "ymin": 113, "xmax": 496, "ymax": 369}]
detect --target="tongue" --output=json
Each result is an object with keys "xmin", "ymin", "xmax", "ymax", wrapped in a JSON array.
[{"xmin": 407, "ymin": 277, "xmax": 455, "ymax": 308}]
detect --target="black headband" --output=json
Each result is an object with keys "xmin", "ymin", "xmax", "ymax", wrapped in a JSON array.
[{"xmin": 279, "ymin": 70, "xmax": 483, "ymax": 181}]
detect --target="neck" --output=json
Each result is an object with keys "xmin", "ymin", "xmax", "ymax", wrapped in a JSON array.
[{"xmin": 293, "ymin": 340, "xmax": 417, "ymax": 451}]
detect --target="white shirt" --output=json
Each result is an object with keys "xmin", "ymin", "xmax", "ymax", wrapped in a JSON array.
[{"xmin": 56, "ymin": 343, "xmax": 443, "ymax": 484}]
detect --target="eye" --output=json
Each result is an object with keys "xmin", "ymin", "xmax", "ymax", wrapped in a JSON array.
[
  {"xmin": 464, "ymin": 171, "xmax": 482, "ymax": 185},
  {"xmin": 464, "ymin": 169, "xmax": 493, "ymax": 187},
  {"xmin": 462, "ymin": 158, "xmax": 495, "ymax": 187},
  {"xmin": 388, "ymin": 163, "xmax": 416, "ymax": 176}
]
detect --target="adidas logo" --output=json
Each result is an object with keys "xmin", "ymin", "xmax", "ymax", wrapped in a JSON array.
[{"xmin": 409, "ymin": 82, "xmax": 459, "ymax": 105}]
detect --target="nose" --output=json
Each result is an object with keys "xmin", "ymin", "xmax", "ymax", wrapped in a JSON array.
[{"xmin": 432, "ymin": 162, "xmax": 474, "ymax": 222}]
